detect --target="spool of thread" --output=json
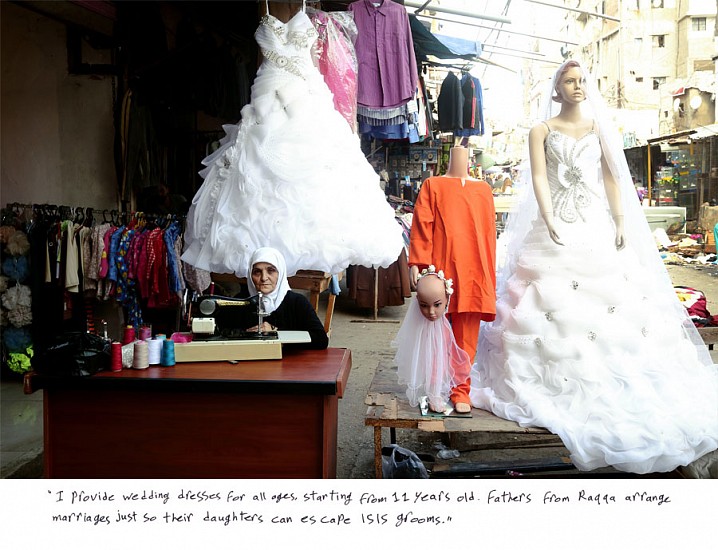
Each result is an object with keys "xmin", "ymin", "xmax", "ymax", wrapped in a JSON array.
[
  {"xmin": 121, "ymin": 343, "xmax": 134, "ymax": 369},
  {"xmin": 139, "ymin": 324, "xmax": 152, "ymax": 341},
  {"xmin": 155, "ymin": 333, "xmax": 167, "ymax": 340},
  {"xmin": 147, "ymin": 338, "xmax": 163, "ymax": 365},
  {"xmin": 122, "ymin": 325, "xmax": 136, "ymax": 345},
  {"xmin": 161, "ymin": 339, "xmax": 176, "ymax": 367},
  {"xmin": 110, "ymin": 341, "xmax": 123, "ymax": 372},
  {"xmin": 133, "ymin": 340, "xmax": 149, "ymax": 369}
]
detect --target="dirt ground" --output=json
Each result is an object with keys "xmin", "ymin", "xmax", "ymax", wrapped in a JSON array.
[{"xmin": 324, "ymin": 261, "xmax": 718, "ymax": 479}]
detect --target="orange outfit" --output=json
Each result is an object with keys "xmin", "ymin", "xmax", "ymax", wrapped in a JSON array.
[{"xmin": 409, "ymin": 176, "xmax": 497, "ymax": 405}]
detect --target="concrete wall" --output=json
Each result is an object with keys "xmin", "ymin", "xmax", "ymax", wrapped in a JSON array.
[
  {"xmin": 0, "ymin": 2, "xmax": 117, "ymax": 209},
  {"xmin": 676, "ymin": 0, "xmax": 716, "ymax": 78}
]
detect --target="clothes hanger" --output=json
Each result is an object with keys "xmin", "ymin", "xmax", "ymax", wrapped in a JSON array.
[{"xmin": 84, "ymin": 207, "xmax": 94, "ymax": 227}]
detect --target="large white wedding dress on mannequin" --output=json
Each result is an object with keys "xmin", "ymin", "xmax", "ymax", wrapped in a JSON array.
[
  {"xmin": 182, "ymin": 8, "xmax": 403, "ymax": 278},
  {"xmin": 471, "ymin": 128, "xmax": 718, "ymax": 474}
]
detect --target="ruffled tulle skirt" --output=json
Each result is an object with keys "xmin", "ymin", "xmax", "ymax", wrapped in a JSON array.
[
  {"xmin": 471, "ymin": 211, "xmax": 718, "ymax": 474},
  {"xmin": 182, "ymin": 64, "xmax": 404, "ymax": 278}
]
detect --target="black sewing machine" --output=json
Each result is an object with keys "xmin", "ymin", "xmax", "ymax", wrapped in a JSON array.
[{"xmin": 189, "ymin": 294, "xmax": 278, "ymax": 341}]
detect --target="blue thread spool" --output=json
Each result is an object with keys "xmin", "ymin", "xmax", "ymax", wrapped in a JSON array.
[{"xmin": 161, "ymin": 339, "xmax": 175, "ymax": 367}]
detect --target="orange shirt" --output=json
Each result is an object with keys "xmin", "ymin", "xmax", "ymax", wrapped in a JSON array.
[{"xmin": 409, "ymin": 176, "xmax": 496, "ymax": 319}]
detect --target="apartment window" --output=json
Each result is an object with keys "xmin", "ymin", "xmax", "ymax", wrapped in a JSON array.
[
  {"xmin": 692, "ymin": 17, "xmax": 707, "ymax": 31},
  {"xmin": 634, "ymin": 37, "xmax": 643, "ymax": 47},
  {"xmin": 651, "ymin": 0, "xmax": 664, "ymax": 7},
  {"xmin": 636, "ymin": 76, "xmax": 644, "ymax": 82},
  {"xmin": 652, "ymin": 35, "xmax": 665, "ymax": 47},
  {"xmin": 652, "ymin": 76, "xmax": 666, "ymax": 90}
]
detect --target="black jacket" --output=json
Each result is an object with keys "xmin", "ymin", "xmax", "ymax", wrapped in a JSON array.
[
  {"xmin": 237, "ymin": 290, "xmax": 328, "ymax": 350},
  {"xmin": 437, "ymin": 71, "xmax": 464, "ymax": 132}
]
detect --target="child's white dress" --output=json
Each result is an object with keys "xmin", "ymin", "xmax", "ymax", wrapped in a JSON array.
[{"xmin": 393, "ymin": 297, "xmax": 471, "ymax": 412}]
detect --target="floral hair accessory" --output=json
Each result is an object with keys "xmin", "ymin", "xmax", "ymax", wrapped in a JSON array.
[{"xmin": 418, "ymin": 264, "xmax": 454, "ymax": 295}]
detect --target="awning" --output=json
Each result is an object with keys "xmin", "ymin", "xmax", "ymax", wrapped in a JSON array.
[
  {"xmin": 693, "ymin": 124, "xmax": 718, "ymax": 139},
  {"xmin": 647, "ymin": 130, "xmax": 696, "ymax": 144},
  {"xmin": 409, "ymin": 14, "xmax": 481, "ymax": 62},
  {"xmin": 433, "ymin": 33, "xmax": 482, "ymax": 58}
]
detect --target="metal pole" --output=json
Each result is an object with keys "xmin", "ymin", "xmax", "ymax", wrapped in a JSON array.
[
  {"xmin": 373, "ymin": 268, "xmax": 379, "ymax": 321},
  {"xmin": 647, "ymin": 144, "xmax": 652, "ymax": 206},
  {"xmin": 404, "ymin": 0, "xmax": 512, "ymax": 24},
  {"xmin": 478, "ymin": 49, "xmax": 563, "ymax": 64},
  {"xmin": 522, "ymin": 0, "xmax": 620, "ymax": 22},
  {"xmin": 416, "ymin": 14, "xmax": 579, "ymax": 46}
]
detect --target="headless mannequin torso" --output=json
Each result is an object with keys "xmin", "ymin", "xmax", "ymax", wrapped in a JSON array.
[
  {"xmin": 410, "ymin": 145, "xmax": 478, "ymax": 285},
  {"xmin": 444, "ymin": 146, "xmax": 477, "ymax": 187}
]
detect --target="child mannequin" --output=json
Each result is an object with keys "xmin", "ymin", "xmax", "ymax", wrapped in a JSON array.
[
  {"xmin": 393, "ymin": 265, "xmax": 472, "ymax": 413},
  {"xmin": 408, "ymin": 146, "xmax": 496, "ymax": 409}
]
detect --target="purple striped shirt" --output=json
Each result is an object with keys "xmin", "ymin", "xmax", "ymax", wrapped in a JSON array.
[{"xmin": 349, "ymin": 0, "xmax": 418, "ymax": 109}]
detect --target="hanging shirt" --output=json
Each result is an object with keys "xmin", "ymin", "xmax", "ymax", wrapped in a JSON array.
[
  {"xmin": 437, "ymin": 72, "xmax": 464, "ymax": 132},
  {"xmin": 455, "ymin": 74, "xmax": 485, "ymax": 137},
  {"xmin": 349, "ymin": 0, "xmax": 418, "ymax": 108}
]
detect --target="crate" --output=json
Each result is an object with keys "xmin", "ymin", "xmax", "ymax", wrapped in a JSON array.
[{"xmin": 705, "ymin": 231, "xmax": 716, "ymax": 254}]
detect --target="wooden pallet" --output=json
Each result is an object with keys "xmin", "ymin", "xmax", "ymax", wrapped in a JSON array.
[{"xmin": 365, "ymin": 362, "xmax": 561, "ymax": 478}]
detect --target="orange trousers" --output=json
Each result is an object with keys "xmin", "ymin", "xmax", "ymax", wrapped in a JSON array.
[{"xmin": 448, "ymin": 312, "xmax": 482, "ymax": 405}]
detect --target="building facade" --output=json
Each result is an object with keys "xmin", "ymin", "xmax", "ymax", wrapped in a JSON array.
[{"xmin": 557, "ymin": 0, "xmax": 717, "ymax": 218}]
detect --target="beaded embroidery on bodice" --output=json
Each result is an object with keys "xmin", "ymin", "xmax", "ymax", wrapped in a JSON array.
[
  {"xmin": 544, "ymin": 130, "xmax": 602, "ymax": 224},
  {"xmin": 255, "ymin": 12, "xmax": 318, "ymax": 79}
]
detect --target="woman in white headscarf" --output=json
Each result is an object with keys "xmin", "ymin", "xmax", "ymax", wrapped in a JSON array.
[
  {"xmin": 243, "ymin": 247, "xmax": 328, "ymax": 350},
  {"xmin": 470, "ymin": 60, "xmax": 717, "ymax": 475}
]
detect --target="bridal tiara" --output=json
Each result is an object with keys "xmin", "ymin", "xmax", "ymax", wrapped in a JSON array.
[{"xmin": 418, "ymin": 265, "xmax": 454, "ymax": 295}]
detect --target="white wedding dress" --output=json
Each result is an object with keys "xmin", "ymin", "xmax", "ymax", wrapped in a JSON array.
[
  {"xmin": 182, "ymin": 10, "xmax": 404, "ymax": 278},
  {"xmin": 471, "ymin": 129, "xmax": 718, "ymax": 474}
]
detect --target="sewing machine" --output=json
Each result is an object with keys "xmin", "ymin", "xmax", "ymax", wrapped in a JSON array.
[
  {"xmin": 174, "ymin": 293, "xmax": 310, "ymax": 362},
  {"xmin": 190, "ymin": 293, "xmax": 278, "ymax": 341}
]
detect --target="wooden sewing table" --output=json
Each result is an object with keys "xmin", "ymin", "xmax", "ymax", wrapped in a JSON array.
[
  {"xmin": 365, "ymin": 362, "xmax": 564, "ymax": 478},
  {"xmin": 24, "ymin": 347, "xmax": 351, "ymax": 478}
]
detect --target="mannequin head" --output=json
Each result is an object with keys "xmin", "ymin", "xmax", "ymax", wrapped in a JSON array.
[
  {"xmin": 552, "ymin": 60, "xmax": 584, "ymax": 103},
  {"xmin": 416, "ymin": 273, "xmax": 449, "ymax": 321}
]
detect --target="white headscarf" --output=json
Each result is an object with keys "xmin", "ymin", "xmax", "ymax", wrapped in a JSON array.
[{"xmin": 246, "ymin": 247, "xmax": 291, "ymax": 314}]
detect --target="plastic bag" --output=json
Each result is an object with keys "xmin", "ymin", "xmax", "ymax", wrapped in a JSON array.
[
  {"xmin": 31, "ymin": 332, "xmax": 110, "ymax": 376},
  {"xmin": 381, "ymin": 444, "xmax": 429, "ymax": 479}
]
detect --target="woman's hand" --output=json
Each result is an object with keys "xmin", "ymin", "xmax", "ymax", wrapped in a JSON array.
[{"xmin": 247, "ymin": 322, "xmax": 277, "ymax": 333}]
